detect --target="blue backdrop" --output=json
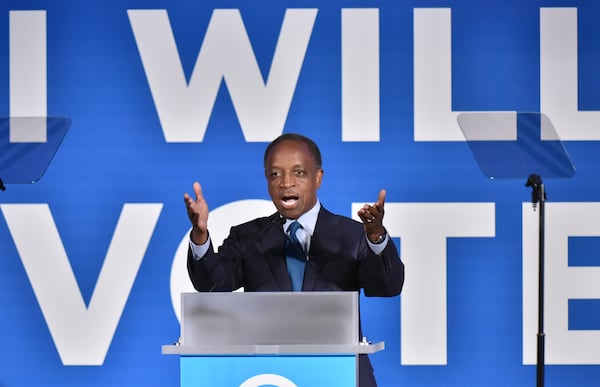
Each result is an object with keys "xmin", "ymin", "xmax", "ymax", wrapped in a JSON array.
[{"xmin": 1, "ymin": 0, "xmax": 600, "ymax": 386}]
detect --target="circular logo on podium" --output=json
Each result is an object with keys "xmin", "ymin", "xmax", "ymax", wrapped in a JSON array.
[{"xmin": 239, "ymin": 373, "xmax": 297, "ymax": 387}]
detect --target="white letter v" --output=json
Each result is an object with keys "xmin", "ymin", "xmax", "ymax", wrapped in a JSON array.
[{"xmin": 1, "ymin": 203, "xmax": 162, "ymax": 365}]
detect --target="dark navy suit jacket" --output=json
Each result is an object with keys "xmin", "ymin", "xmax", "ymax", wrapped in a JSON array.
[{"xmin": 188, "ymin": 206, "xmax": 405, "ymax": 386}]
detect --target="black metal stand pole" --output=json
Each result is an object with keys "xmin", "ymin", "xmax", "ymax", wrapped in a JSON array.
[{"xmin": 526, "ymin": 174, "xmax": 545, "ymax": 387}]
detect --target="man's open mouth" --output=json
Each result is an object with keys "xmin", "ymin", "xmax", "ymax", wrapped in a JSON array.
[{"xmin": 281, "ymin": 195, "xmax": 299, "ymax": 208}]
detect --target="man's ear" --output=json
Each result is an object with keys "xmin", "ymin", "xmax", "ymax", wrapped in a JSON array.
[{"xmin": 316, "ymin": 168, "xmax": 324, "ymax": 187}]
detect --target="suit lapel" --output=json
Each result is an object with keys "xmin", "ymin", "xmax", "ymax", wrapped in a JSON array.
[
  {"xmin": 303, "ymin": 207, "xmax": 336, "ymax": 290},
  {"xmin": 257, "ymin": 208, "xmax": 339, "ymax": 291},
  {"xmin": 259, "ymin": 219, "xmax": 293, "ymax": 291}
]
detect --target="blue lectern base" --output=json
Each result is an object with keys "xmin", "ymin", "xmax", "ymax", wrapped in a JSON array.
[{"xmin": 181, "ymin": 355, "xmax": 356, "ymax": 386}]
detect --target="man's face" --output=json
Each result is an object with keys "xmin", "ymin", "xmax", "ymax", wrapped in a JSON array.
[{"xmin": 265, "ymin": 140, "xmax": 323, "ymax": 220}]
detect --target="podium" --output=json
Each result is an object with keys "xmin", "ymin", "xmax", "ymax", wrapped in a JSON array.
[{"xmin": 163, "ymin": 292, "xmax": 384, "ymax": 387}]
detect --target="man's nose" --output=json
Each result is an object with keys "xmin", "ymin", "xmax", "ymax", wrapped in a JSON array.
[{"xmin": 281, "ymin": 173, "xmax": 295, "ymax": 187}]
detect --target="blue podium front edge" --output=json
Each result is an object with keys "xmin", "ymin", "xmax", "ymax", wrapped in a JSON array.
[{"xmin": 163, "ymin": 342, "xmax": 384, "ymax": 387}]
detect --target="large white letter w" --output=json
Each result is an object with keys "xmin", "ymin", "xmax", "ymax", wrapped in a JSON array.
[{"xmin": 128, "ymin": 9, "xmax": 316, "ymax": 142}]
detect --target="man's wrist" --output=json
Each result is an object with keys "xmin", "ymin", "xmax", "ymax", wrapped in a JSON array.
[
  {"xmin": 368, "ymin": 230, "xmax": 387, "ymax": 244},
  {"xmin": 190, "ymin": 228, "xmax": 209, "ymax": 245}
]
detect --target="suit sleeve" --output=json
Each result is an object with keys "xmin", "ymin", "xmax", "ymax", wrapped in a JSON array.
[
  {"xmin": 358, "ymin": 234, "xmax": 405, "ymax": 297},
  {"xmin": 187, "ymin": 229, "xmax": 243, "ymax": 292}
]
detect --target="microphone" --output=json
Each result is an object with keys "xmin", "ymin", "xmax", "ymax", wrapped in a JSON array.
[
  {"xmin": 270, "ymin": 212, "xmax": 286, "ymax": 226},
  {"xmin": 270, "ymin": 213, "xmax": 298, "ymax": 250},
  {"xmin": 263, "ymin": 212, "xmax": 286, "ymax": 242},
  {"xmin": 269, "ymin": 213, "xmax": 307, "ymax": 258}
]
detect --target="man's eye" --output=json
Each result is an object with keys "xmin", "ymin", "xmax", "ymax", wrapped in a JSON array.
[
  {"xmin": 270, "ymin": 171, "xmax": 281, "ymax": 177},
  {"xmin": 295, "ymin": 170, "xmax": 305, "ymax": 176}
]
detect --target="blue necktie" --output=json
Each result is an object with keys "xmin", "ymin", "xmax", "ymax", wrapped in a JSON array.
[{"xmin": 285, "ymin": 221, "xmax": 306, "ymax": 291}]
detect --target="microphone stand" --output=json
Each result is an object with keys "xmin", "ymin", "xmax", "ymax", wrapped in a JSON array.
[{"xmin": 525, "ymin": 174, "xmax": 546, "ymax": 387}]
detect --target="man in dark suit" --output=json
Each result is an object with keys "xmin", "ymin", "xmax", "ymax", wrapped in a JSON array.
[{"xmin": 184, "ymin": 133, "xmax": 404, "ymax": 386}]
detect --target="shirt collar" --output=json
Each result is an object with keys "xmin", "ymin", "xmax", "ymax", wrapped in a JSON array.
[{"xmin": 284, "ymin": 199, "xmax": 320, "ymax": 237}]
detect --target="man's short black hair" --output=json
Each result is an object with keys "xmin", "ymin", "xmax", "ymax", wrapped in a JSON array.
[{"xmin": 263, "ymin": 133, "xmax": 322, "ymax": 170}]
